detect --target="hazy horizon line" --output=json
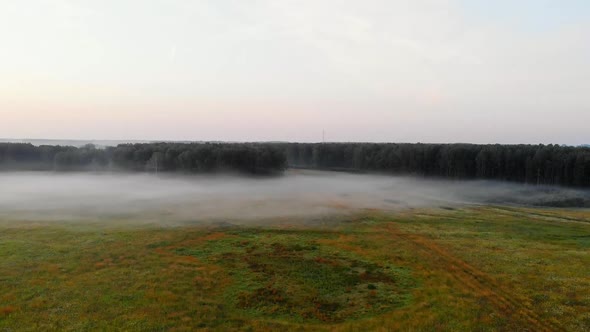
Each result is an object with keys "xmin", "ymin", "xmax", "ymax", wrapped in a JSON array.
[{"xmin": 0, "ymin": 137, "xmax": 586, "ymax": 147}]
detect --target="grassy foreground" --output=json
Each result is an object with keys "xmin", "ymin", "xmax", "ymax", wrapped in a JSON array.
[{"xmin": 0, "ymin": 206, "xmax": 589, "ymax": 331}]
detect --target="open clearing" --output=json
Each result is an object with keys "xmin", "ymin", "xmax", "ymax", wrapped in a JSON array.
[{"xmin": 0, "ymin": 206, "xmax": 589, "ymax": 331}]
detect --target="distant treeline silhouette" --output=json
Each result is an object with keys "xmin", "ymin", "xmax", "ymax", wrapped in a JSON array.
[
  {"xmin": 1, "ymin": 142, "xmax": 589, "ymax": 187},
  {"xmin": 0, "ymin": 143, "xmax": 286, "ymax": 174},
  {"xmin": 281, "ymin": 143, "xmax": 590, "ymax": 187}
]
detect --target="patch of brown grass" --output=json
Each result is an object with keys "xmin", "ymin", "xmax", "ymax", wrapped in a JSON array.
[{"xmin": 0, "ymin": 306, "xmax": 16, "ymax": 315}]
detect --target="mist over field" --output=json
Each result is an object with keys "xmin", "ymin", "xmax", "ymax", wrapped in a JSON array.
[{"xmin": 1, "ymin": 170, "xmax": 588, "ymax": 224}]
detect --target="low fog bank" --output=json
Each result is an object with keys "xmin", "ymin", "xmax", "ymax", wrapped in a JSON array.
[{"xmin": 0, "ymin": 170, "xmax": 588, "ymax": 224}]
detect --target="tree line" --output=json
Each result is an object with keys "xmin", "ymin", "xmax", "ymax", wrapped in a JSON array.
[
  {"xmin": 281, "ymin": 143, "xmax": 590, "ymax": 187},
  {"xmin": 1, "ymin": 142, "xmax": 589, "ymax": 187},
  {"xmin": 0, "ymin": 143, "xmax": 286, "ymax": 174}
]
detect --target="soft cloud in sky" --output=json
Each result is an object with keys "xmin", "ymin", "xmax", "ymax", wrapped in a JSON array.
[{"xmin": 0, "ymin": 0, "xmax": 588, "ymax": 144}]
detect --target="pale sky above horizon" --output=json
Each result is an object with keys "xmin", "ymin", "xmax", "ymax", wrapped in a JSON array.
[{"xmin": 1, "ymin": 0, "xmax": 589, "ymax": 144}]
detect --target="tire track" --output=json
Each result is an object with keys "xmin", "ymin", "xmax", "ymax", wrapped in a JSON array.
[
  {"xmin": 490, "ymin": 206, "xmax": 590, "ymax": 224},
  {"xmin": 382, "ymin": 223, "xmax": 565, "ymax": 332}
]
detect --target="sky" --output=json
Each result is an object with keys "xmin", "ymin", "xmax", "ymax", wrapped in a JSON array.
[{"xmin": 0, "ymin": 0, "xmax": 589, "ymax": 144}]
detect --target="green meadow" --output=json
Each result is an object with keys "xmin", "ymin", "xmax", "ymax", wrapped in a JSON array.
[{"xmin": 1, "ymin": 206, "xmax": 589, "ymax": 331}]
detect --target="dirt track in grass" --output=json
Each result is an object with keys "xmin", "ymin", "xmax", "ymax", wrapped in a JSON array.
[{"xmin": 380, "ymin": 222, "xmax": 565, "ymax": 332}]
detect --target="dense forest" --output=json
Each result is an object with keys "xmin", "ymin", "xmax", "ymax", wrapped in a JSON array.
[
  {"xmin": 0, "ymin": 143, "xmax": 286, "ymax": 174},
  {"xmin": 282, "ymin": 143, "xmax": 590, "ymax": 187},
  {"xmin": 1, "ymin": 142, "xmax": 589, "ymax": 187}
]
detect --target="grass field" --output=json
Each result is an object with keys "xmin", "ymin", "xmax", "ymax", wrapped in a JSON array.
[{"xmin": 0, "ymin": 206, "xmax": 589, "ymax": 331}]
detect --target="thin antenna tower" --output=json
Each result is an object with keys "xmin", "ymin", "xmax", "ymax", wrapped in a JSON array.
[{"xmin": 322, "ymin": 129, "xmax": 325, "ymax": 143}]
